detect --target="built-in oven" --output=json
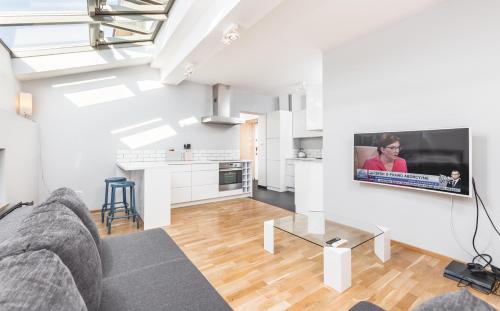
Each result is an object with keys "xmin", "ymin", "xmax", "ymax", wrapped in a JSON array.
[{"xmin": 219, "ymin": 162, "xmax": 243, "ymax": 191}]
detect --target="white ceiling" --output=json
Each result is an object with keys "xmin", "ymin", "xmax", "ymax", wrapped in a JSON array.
[{"xmin": 185, "ymin": 0, "xmax": 444, "ymax": 95}]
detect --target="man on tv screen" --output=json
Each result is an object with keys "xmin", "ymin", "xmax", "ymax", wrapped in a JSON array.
[{"xmin": 447, "ymin": 170, "xmax": 462, "ymax": 189}]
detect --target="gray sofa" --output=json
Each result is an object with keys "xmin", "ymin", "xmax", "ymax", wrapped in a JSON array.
[{"xmin": 0, "ymin": 188, "xmax": 232, "ymax": 311}]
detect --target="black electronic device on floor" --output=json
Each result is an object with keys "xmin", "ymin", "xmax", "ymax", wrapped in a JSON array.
[{"xmin": 443, "ymin": 260, "xmax": 497, "ymax": 294}]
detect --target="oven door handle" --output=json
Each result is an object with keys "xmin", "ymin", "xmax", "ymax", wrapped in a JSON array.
[{"xmin": 219, "ymin": 168, "xmax": 242, "ymax": 172}]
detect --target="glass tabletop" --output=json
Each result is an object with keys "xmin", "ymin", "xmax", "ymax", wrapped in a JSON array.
[{"xmin": 273, "ymin": 212, "xmax": 383, "ymax": 249}]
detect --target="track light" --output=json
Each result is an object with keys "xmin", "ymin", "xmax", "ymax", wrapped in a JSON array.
[
  {"xmin": 184, "ymin": 63, "xmax": 194, "ymax": 78},
  {"xmin": 221, "ymin": 23, "xmax": 240, "ymax": 45}
]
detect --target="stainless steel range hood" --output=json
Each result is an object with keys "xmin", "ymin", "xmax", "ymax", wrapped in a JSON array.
[{"xmin": 201, "ymin": 84, "xmax": 244, "ymax": 125}]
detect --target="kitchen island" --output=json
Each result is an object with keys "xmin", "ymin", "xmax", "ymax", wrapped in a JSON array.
[{"xmin": 116, "ymin": 160, "xmax": 252, "ymax": 230}]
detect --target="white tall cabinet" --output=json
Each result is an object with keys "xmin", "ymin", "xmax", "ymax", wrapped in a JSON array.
[
  {"xmin": 258, "ymin": 114, "xmax": 267, "ymax": 187},
  {"xmin": 266, "ymin": 111, "xmax": 293, "ymax": 192}
]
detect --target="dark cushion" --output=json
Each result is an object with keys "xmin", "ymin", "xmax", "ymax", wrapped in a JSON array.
[
  {"xmin": 0, "ymin": 249, "xmax": 87, "ymax": 311},
  {"xmin": 350, "ymin": 301, "xmax": 386, "ymax": 311},
  {"xmin": 99, "ymin": 258, "xmax": 232, "ymax": 311},
  {"xmin": 0, "ymin": 203, "xmax": 102, "ymax": 311},
  {"xmin": 101, "ymin": 228, "xmax": 186, "ymax": 278},
  {"xmin": 413, "ymin": 289, "xmax": 496, "ymax": 311},
  {"xmin": 40, "ymin": 187, "xmax": 102, "ymax": 255}
]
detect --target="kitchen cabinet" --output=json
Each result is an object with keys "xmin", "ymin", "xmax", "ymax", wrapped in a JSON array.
[
  {"xmin": 258, "ymin": 114, "xmax": 267, "ymax": 187},
  {"xmin": 192, "ymin": 170, "xmax": 218, "ymax": 186},
  {"xmin": 171, "ymin": 171, "xmax": 191, "ymax": 188},
  {"xmin": 192, "ymin": 184, "xmax": 218, "ymax": 201},
  {"xmin": 292, "ymin": 109, "xmax": 322, "ymax": 138},
  {"xmin": 305, "ymin": 84, "xmax": 323, "ymax": 131},
  {"xmin": 266, "ymin": 111, "xmax": 281, "ymax": 138},
  {"xmin": 172, "ymin": 187, "xmax": 192, "ymax": 204},
  {"xmin": 285, "ymin": 160, "xmax": 296, "ymax": 190},
  {"xmin": 295, "ymin": 161, "xmax": 323, "ymax": 214},
  {"xmin": 267, "ymin": 160, "xmax": 281, "ymax": 189},
  {"xmin": 170, "ymin": 163, "xmax": 219, "ymax": 204},
  {"xmin": 266, "ymin": 111, "xmax": 293, "ymax": 192}
]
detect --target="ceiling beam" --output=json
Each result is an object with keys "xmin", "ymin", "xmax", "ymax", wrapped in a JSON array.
[
  {"xmin": 102, "ymin": 21, "xmax": 155, "ymax": 35},
  {"xmin": 98, "ymin": 4, "xmax": 167, "ymax": 15},
  {"xmin": 0, "ymin": 14, "xmax": 167, "ymax": 26}
]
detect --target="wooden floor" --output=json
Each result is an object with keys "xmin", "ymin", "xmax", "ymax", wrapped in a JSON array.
[{"xmin": 92, "ymin": 199, "xmax": 500, "ymax": 310}]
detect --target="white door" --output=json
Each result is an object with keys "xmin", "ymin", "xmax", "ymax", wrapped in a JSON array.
[{"xmin": 258, "ymin": 114, "xmax": 267, "ymax": 187}]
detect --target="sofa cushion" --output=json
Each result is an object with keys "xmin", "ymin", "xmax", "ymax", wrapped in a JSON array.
[
  {"xmin": 40, "ymin": 187, "xmax": 101, "ymax": 255},
  {"xmin": 349, "ymin": 301, "xmax": 386, "ymax": 311},
  {"xmin": 101, "ymin": 228, "xmax": 186, "ymax": 278},
  {"xmin": 0, "ymin": 206, "xmax": 33, "ymax": 243},
  {"xmin": 413, "ymin": 289, "xmax": 496, "ymax": 311},
  {"xmin": 0, "ymin": 203, "xmax": 102, "ymax": 311},
  {"xmin": 100, "ymin": 258, "xmax": 232, "ymax": 311},
  {"xmin": 0, "ymin": 249, "xmax": 87, "ymax": 311}
]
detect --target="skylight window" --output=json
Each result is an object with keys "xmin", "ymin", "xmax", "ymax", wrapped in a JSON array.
[
  {"xmin": 1, "ymin": 0, "xmax": 88, "ymax": 14},
  {"xmin": 0, "ymin": 0, "xmax": 174, "ymax": 57}
]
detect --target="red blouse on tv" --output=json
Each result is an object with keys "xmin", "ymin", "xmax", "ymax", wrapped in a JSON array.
[{"xmin": 362, "ymin": 156, "xmax": 408, "ymax": 173}]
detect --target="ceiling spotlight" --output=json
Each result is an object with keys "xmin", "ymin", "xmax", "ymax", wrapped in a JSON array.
[
  {"xmin": 184, "ymin": 63, "xmax": 194, "ymax": 78},
  {"xmin": 222, "ymin": 23, "xmax": 240, "ymax": 45}
]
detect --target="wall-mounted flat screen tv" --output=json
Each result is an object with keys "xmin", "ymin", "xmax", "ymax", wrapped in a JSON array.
[{"xmin": 354, "ymin": 128, "xmax": 471, "ymax": 197}]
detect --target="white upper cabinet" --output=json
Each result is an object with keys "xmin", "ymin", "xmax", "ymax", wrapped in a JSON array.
[
  {"xmin": 291, "ymin": 92, "xmax": 322, "ymax": 138},
  {"xmin": 305, "ymin": 84, "xmax": 323, "ymax": 131}
]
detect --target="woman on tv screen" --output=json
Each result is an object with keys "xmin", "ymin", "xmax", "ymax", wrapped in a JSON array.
[{"xmin": 362, "ymin": 133, "xmax": 408, "ymax": 173}]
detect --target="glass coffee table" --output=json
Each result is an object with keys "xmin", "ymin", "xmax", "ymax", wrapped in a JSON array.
[{"xmin": 263, "ymin": 212, "xmax": 391, "ymax": 292}]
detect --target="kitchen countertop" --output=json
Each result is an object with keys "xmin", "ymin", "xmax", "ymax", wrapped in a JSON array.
[
  {"xmin": 117, "ymin": 160, "xmax": 252, "ymax": 171},
  {"xmin": 286, "ymin": 157, "xmax": 323, "ymax": 162}
]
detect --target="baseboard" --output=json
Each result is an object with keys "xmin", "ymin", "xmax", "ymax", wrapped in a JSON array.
[
  {"xmin": 392, "ymin": 240, "xmax": 452, "ymax": 261},
  {"xmin": 172, "ymin": 194, "xmax": 251, "ymax": 208}
]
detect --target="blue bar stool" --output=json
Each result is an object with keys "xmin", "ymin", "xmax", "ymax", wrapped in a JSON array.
[
  {"xmin": 101, "ymin": 177, "xmax": 128, "ymax": 223},
  {"xmin": 106, "ymin": 181, "xmax": 139, "ymax": 234}
]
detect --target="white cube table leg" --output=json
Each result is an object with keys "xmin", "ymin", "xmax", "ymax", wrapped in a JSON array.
[
  {"xmin": 375, "ymin": 226, "xmax": 391, "ymax": 262},
  {"xmin": 324, "ymin": 247, "xmax": 351, "ymax": 292},
  {"xmin": 264, "ymin": 220, "xmax": 274, "ymax": 254}
]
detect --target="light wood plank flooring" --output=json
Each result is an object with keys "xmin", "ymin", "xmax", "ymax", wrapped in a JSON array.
[{"xmin": 92, "ymin": 199, "xmax": 500, "ymax": 310}]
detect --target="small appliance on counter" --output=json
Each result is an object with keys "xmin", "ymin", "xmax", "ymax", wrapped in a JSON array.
[
  {"xmin": 183, "ymin": 144, "xmax": 193, "ymax": 161},
  {"xmin": 297, "ymin": 148, "xmax": 307, "ymax": 158}
]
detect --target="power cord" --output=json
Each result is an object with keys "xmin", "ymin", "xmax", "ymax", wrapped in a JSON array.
[{"xmin": 469, "ymin": 178, "xmax": 500, "ymax": 295}]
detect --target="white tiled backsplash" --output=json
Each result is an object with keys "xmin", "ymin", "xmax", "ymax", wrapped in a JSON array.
[
  {"xmin": 116, "ymin": 149, "xmax": 241, "ymax": 163},
  {"xmin": 292, "ymin": 149, "xmax": 323, "ymax": 158}
]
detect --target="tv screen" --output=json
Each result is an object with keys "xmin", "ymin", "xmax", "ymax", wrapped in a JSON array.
[{"xmin": 354, "ymin": 128, "xmax": 471, "ymax": 197}]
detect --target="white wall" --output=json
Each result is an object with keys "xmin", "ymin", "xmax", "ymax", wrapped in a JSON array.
[
  {"xmin": 21, "ymin": 65, "xmax": 275, "ymax": 210},
  {"xmin": 0, "ymin": 46, "xmax": 39, "ymax": 204},
  {"xmin": 0, "ymin": 46, "xmax": 18, "ymax": 113},
  {"xmin": 324, "ymin": 0, "xmax": 500, "ymax": 264}
]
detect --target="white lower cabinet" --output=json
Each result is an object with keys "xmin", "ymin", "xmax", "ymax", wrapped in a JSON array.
[
  {"xmin": 192, "ymin": 170, "xmax": 218, "ymax": 186},
  {"xmin": 171, "ymin": 187, "xmax": 192, "ymax": 204},
  {"xmin": 172, "ymin": 171, "xmax": 191, "ymax": 188},
  {"xmin": 192, "ymin": 184, "xmax": 218, "ymax": 201}
]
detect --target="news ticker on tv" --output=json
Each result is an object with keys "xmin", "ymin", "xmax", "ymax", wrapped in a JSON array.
[{"xmin": 356, "ymin": 169, "xmax": 461, "ymax": 193}]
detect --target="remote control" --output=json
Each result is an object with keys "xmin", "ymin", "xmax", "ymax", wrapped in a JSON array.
[{"xmin": 326, "ymin": 237, "xmax": 341, "ymax": 245}]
